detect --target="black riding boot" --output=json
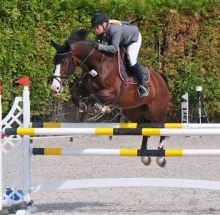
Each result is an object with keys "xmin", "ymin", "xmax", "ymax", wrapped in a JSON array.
[{"xmin": 131, "ymin": 63, "xmax": 149, "ymax": 98}]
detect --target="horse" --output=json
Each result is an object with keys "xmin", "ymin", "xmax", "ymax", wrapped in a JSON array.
[{"xmin": 50, "ymin": 29, "xmax": 170, "ymax": 167}]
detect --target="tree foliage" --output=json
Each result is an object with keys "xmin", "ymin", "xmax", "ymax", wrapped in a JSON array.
[{"xmin": 0, "ymin": 0, "xmax": 219, "ymax": 119}]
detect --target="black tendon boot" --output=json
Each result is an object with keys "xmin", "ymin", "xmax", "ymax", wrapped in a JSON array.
[{"xmin": 131, "ymin": 63, "xmax": 149, "ymax": 97}]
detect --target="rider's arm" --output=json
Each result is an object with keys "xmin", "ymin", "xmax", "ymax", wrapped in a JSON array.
[{"xmin": 97, "ymin": 26, "xmax": 122, "ymax": 53}]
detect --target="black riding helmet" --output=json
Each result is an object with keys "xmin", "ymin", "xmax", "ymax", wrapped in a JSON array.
[{"xmin": 91, "ymin": 13, "xmax": 109, "ymax": 28}]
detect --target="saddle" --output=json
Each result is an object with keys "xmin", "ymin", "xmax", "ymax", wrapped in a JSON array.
[{"xmin": 118, "ymin": 49, "xmax": 150, "ymax": 84}]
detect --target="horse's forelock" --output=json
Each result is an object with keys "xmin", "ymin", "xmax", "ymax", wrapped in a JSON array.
[{"xmin": 68, "ymin": 29, "xmax": 90, "ymax": 44}]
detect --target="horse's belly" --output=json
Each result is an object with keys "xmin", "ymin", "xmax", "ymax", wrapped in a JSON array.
[{"xmin": 118, "ymin": 90, "xmax": 148, "ymax": 108}]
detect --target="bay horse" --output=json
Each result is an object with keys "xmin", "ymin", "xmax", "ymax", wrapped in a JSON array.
[{"xmin": 50, "ymin": 29, "xmax": 170, "ymax": 167}]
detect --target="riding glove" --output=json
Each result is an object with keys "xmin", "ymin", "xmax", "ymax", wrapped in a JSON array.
[{"xmin": 93, "ymin": 42, "xmax": 99, "ymax": 50}]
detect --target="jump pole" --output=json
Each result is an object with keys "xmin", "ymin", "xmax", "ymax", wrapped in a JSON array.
[
  {"xmin": 31, "ymin": 148, "xmax": 220, "ymax": 157},
  {"xmin": 31, "ymin": 122, "xmax": 220, "ymax": 129},
  {"xmin": 4, "ymin": 127, "xmax": 220, "ymax": 136}
]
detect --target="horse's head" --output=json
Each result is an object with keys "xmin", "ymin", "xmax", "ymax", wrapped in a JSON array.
[
  {"xmin": 50, "ymin": 29, "xmax": 91, "ymax": 94},
  {"xmin": 50, "ymin": 40, "xmax": 75, "ymax": 94}
]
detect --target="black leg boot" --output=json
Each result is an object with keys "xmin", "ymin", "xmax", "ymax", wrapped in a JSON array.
[{"xmin": 130, "ymin": 63, "xmax": 149, "ymax": 98}]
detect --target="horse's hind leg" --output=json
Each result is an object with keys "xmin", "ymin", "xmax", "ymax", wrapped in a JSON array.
[
  {"xmin": 156, "ymin": 136, "xmax": 166, "ymax": 167},
  {"xmin": 149, "ymin": 103, "xmax": 168, "ymax": 168},
  {"xmin": 122, "ymin": 107, "xmax": 151, "ymax": 166},
  {"xmin": 140, "ymin": 136, "xmax": 151, "ymax": 166}
]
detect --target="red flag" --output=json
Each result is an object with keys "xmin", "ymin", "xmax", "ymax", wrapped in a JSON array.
[
  {"xmin": 16, "ymin": 76, "xmax": 30, "ymax": 87},
  {"xmin": 2, "ymin": 134, "xmax": 8, "ymax": 139}
]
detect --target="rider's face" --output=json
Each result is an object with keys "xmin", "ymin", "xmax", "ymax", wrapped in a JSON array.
[{"xmin": 94, "ymin": 25, "xmax": 104, "ymax": 34}]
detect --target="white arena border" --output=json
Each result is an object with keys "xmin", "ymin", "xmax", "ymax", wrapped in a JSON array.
[
  {"xmin": 31, "ymin": 178, "xmax": 220, "ymax": 193},
  {"xmin": 2, "ymin": 86, "xmax": 220, "ymax": 214}
]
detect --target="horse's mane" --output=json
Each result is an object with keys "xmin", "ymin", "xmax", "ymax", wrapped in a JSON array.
[
  {"xmin": 66, "ymin": 29, "xmax": 113, "ymax": 57},
  {"xmin": 68, "ymin": 29, "xmax": 90, "ymax": 44}
]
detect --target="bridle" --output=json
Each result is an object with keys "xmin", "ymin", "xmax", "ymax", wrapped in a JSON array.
[
  {"xmin": 52, "ymin": 47, "xmax": 96, "ymax": 86},
  {"xmin": 52, "ymin": 47, "xmax": 104, "ymax": 86},
  {"xmin": 52, "ymin": 51, "xmax": 73, "ymax": 86}
]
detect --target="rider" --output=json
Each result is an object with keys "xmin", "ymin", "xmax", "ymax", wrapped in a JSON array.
[{"xmin": 91, "ymin": 12, "xmax": 149, "ymax": 98}]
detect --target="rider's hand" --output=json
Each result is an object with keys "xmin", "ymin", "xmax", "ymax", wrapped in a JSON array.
[{"xmin": 93, "ymin": 42, "xmax": 99, "ymax": 50}]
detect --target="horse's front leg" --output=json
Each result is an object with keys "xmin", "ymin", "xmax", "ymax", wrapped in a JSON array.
[
  {"xmin": 89, "ymin": 88, "xmax": 116, "ymax": 113},
  {"xmin": 71, "ymin": 83, "xmax": 90, "ymax": 107},
  {"xmin": 156, "ymin": 136, "xmax": 166, "ymax": 167},
  {"xmin": 71, "ymin": 90, "xmax": 81, "ymax": 107},
  {"xmin": 88, "ymin": 94, "xmax": 106, "ymax": 113}
]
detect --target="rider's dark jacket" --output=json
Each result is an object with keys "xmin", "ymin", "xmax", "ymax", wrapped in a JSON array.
[{"xmin": 95, "ymin": 22, "xmax": 139, "ymax": 53}]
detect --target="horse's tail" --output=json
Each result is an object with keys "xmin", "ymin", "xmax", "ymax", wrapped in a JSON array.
[{"xmin": 156, "ymin": 71, "xmax": 169, "ymax": 90}]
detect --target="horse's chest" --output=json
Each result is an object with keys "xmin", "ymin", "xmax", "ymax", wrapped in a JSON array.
[{"xmin": 84, "ymin": 73, "xmax": 113, "ymax": 93}]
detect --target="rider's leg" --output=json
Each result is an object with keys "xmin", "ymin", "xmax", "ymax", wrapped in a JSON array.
[
  {"xmin": 130, "ymin": 63, "xmax": 149, "ymax": 97},
  {"xmin": 127, "ymin": 33, "xmax": 149, "ymax": 98}
]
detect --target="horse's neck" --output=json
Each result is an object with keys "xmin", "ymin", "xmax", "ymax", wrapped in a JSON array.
[
  {"xmin": 73, "ymin": 43, "xmax": 97, "ymax": 66},
  {"xmin": 73, "ymin": 43, "xmax": 118, "ymax": 76}
]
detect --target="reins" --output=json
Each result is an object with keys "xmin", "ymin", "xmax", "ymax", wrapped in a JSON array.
[
  {"xmin": 79, "ymin": 48, "xmax": 95, "ymax": 67},
  {"xmin": 52, "ymin": 46, "xmax": 104, "ymax": 87}
]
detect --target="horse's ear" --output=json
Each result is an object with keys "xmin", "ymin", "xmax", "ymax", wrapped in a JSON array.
[
  {"xmin": 65, "ymin": 41, "xmax": 70, "ymax": 47},
  {"xmin": 65, "ymin": 41, "xmax": 72, "ymax": 50},
  {"xmin": 50, "ymin": 40, "xmax": 65, "ymax": 52}
]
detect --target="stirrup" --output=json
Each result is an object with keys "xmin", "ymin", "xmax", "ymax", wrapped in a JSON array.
[{"xmin": 138, "ymin": 85, "xmax": 149, "ymax": 98}]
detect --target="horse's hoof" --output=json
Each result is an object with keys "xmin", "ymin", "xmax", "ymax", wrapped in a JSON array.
[
  {"xmin": 156, "ymin": 157, "xmax": 166, "ymax": 167},
  {"xmin": 78, "ymin": 102, "xmax": 87, "ymax": 113},
  {"xmin": 94, "ymin": 103, "xmax": 103, "ymax": 113},
  {"xmin": 141, "ymin": 156, "xmax": 151, "ymax": 166},
  {"xmin": 102, "ymin": 105, "xmax": 111, "ymax": 113},
  {"xmin": 88, "ymin": 94, "xmax": 97, "ymax": 106}
]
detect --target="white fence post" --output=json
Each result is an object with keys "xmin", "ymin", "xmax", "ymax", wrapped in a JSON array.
[
  {"xmin": 23, "ymin": 86, "xmax": 31, "ymax": 203},
  {"xmin": 181, "ymin": 93, "xmax": 188, "ymax": 123}
]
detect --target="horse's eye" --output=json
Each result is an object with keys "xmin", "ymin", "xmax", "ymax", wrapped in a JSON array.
[{"xmin": 62, "ymin": 61, "xmax": 68, "ymax": 66}]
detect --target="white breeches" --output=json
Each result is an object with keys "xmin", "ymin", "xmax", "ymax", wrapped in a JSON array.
[{"xmin": 126, "ymin": 32, "xmax": 142, "ymax": 67}]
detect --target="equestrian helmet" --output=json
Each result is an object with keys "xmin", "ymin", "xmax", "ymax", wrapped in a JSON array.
[{"xmin": 91, "ymin": 13, "xmax": 109, "ymax": 28}]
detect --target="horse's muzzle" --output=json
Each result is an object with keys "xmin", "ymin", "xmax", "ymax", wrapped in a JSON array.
[{"xmin": 51, "ymin": 84, "xmax": 63, "ymax": 94}]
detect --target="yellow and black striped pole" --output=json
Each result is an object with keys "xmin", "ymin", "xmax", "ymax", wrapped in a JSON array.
[
  {"xmin": 30, "ymin": 122, "xmax": 220, "ymax": 129},
  {"xmin": 4, "ymin": 127, "xmax": 220, "ymax": 136},
  {"xmin": 30, "ymin": 122, "xmax": 181, "ymax": 128},
  {"xmin": 31, "ymin": 148, "xmax": 220, "ymax": 157}
]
